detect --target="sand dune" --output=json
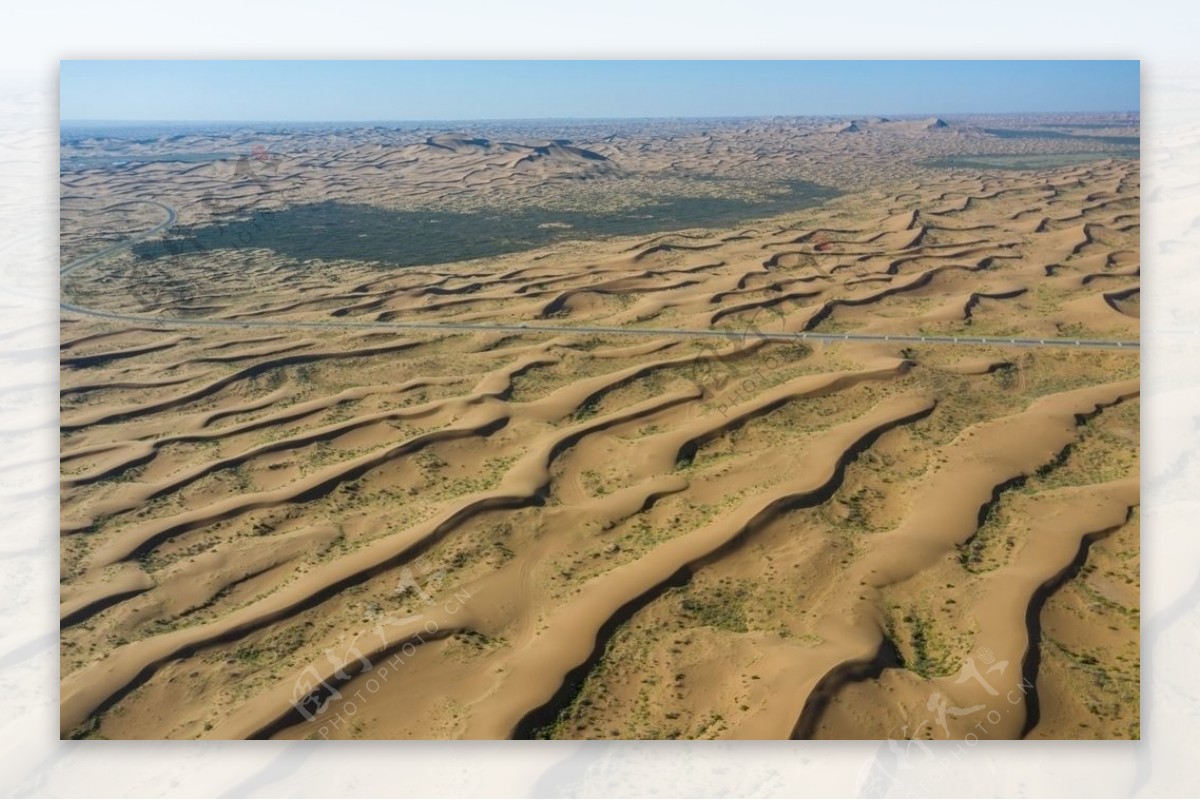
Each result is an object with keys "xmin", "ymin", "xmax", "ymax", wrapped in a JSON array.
[{"xmin": 60, "ymin": 122, "xmax": 1138, "ymax": 741}]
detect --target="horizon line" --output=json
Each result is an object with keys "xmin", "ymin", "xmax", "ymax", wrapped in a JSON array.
[{"xmin": 60, "ymin": 110, "xmax": 1142, "ymax": 126}]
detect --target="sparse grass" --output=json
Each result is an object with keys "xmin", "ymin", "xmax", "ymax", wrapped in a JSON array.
[
  {"xmin": 957, "ymin": 499, "xmax": 1018, "ymax": 574},
  {"xmin": 887, "ymin": 605, "xmax": 967, "ymax": 679},
  {"xmin": 678, "ymin": 582, "xmax": 750, "ymax": 633}
]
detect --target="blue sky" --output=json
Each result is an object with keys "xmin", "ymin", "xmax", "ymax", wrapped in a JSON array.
[{"xmin": 59, "ymin": 61, "xmax": 1139, "ymax": 122}]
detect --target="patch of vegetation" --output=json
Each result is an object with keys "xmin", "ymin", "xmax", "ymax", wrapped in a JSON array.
[
  {"xmin": 581, "ymin": 468, "xmax": 610, "ymax": 496},
  {"xmin": 1022, "ymin": 400, "xmax": 1139, "ymax": 493},
  {"xmin": 573, "ymin": 396, "xmax": 601, "ymax": 421},
  {"xmin": 1043, "ymin": 634, "xmax": 1140, "ymax": 737},
  {"xmin": 957, "ymin": 499, "xmax": 1017, "ymax": 574},
  {"xmin": 888, "ymin": 606, "xmax": 966, "ymax": 679},
  {"xmin": 922, "ymin": 152, "xmax": 1138, "ymax": 170},
  {"xmin": 134, "ymin": 183, "xmax": 840, "ymax": 270},
  {"xmin": 678, "ymin": 581, "xmax": 750, "ymax": 633}
]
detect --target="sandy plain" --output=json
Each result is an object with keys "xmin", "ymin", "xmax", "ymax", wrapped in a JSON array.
[{"xmin": 59, "ymin": 114, "xmax": 1139, "ymax": 740}]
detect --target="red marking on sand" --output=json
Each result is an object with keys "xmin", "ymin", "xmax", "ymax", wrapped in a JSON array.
[{"xmin": 251, "ymin": 144, "xmax": 270, "ymax": 162}]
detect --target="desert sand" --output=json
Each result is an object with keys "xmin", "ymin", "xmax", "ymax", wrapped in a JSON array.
[{"xmin": 59, "ymin": 115, "xmax": 1139, "ymax": 740}]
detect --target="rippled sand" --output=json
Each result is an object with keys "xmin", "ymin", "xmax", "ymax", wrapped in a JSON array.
[{"xmin": 60, "ymin": 118, "xmax": 1139, "ymax": 740}]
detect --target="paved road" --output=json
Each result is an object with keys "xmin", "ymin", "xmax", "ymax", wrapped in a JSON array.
[
  {"xmin": 60, "ymin": 201, "xmax": 1140, "ymax": 352},
  {"xmin": 60, "ymin": 200, "xmax": 177, "ymax": 278}
]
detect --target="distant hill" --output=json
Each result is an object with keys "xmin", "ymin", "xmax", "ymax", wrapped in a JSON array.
[
  {"xmin": 419, "ymin": 134, "xmax": 617, "ymax": 179},
  {"xmin": 829, "ymin": 116, "xmax": 988, "ymax": 137}
]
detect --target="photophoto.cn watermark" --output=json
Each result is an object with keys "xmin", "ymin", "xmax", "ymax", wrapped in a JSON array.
[
  {"xmin": 288, "ymin": 553, "xmax": 471, "ymax": 739},
  {"xmin": 857, "ymin": 645, "xmax": 1037, "ymax": 797}
]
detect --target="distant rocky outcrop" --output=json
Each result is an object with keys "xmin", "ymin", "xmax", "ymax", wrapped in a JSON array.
[
  {"xmin": 417, "ymin": 134, "xmax": 617, "ymax": 180},
  {"xmin": 830, "ymin": 116, "xmax": 986, "ymax": 137},
  {"xmin": 425, "ymin": 133, "xmax": 492, "ymax": 152}
]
